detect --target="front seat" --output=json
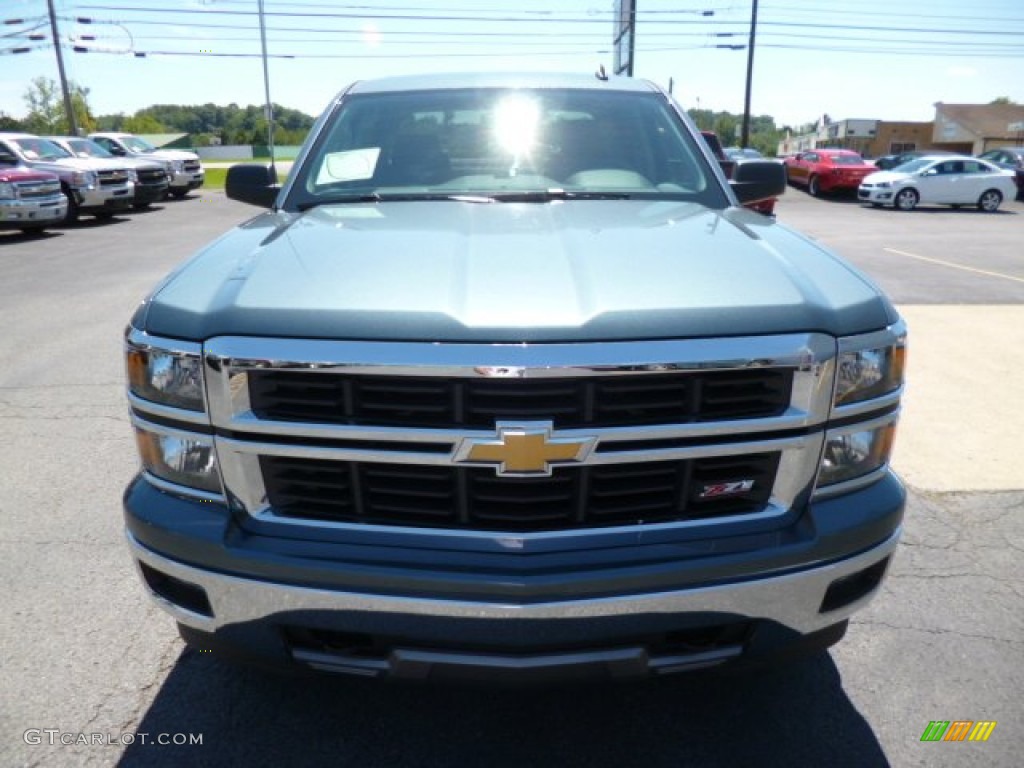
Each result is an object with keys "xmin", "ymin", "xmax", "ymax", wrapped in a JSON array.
[{"xmin": 376, "ymin": 133, "xmax": 451, "ymax": 186}]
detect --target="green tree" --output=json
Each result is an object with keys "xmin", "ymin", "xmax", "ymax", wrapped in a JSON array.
[
  {"xmin": 22, "ymin": 76, "xmax": 95, "ymax": 134},
  {"xmin": 989, "ymin": 97, "xmax": 1017, "ymax": 105},
  {"xmin": 123, "ymin": 114, "xmax": 166, "ymax": 134},
  {"xmin": 95, "ymin": 113, "xmax": 126, "ymax": 131},
  {"xmin": 0, "ymin": 111, "xmax": 22, "ymax": 131}
]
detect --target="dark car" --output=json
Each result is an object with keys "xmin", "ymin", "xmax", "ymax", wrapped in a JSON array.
[
  {"xmin": 873, "ymin": 149, "xmax": 954, "ymax": 171},
  {"xmin": 977, "ymin": 147, "xmax": 1024, "ymax": 200},
  {"xmin": 725, "ymin": 146, "xmax": 764, "ymax": 161}
]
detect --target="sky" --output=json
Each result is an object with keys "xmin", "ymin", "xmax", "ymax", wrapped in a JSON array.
[{"xmin": 2, "ymin": 0, "xmax": 1023, "ymax": 131}]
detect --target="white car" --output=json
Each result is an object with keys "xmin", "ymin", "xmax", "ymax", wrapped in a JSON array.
[{"xmin": 858, "ymin": 155, "xmax": 1016, "ymax": 212}]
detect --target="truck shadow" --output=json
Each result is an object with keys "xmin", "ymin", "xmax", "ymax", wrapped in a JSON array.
[
  {"xmin": 0, "ymin": 230, "xmax": 63, "ymax": 245},
  {"xmin": 118, "ymin": 647, "xmax": 889, "ymax": 767}
]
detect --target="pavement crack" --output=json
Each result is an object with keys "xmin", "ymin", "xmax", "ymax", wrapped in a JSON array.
[{"xmin": 853, "ymin": 619, "xmax": 1021, "ymax": 646}]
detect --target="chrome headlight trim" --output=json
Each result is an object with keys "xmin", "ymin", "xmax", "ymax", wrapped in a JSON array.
[
  {"xmin": 833, "ymin": 319, "xmax": 906, "ymax": 417},
  {"xmin": 125, "ymin": 327, "xmax": 206, "ymax": 413},
  {"xmin": 132, "ymin": 414, "xmax": 224, "ymax": 498},
  {"xmin": 813, "ymin": 411, "xmax": 899, "ymax": 497}
]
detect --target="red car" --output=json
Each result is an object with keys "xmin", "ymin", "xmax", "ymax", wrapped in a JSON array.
[{"xmin": 784, "ymin": 149, "xmax": 876, "ymax": 196}]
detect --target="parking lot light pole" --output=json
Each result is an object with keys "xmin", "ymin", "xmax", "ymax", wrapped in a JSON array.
[
  {"xmin": 740, "ymin": 0, "xmax": 758, "ymax": 149},
  {"xmin": 46, "ymin": 0, "xmax": 77, "ymax": 135},
  {"xmin": 258, "ymin": 0, "xmax": 276, "ymax": 179}
]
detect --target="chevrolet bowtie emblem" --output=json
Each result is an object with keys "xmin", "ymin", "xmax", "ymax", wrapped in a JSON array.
[{"xmin": 455, "ymin": 422, "xmax": 597, "ymax": 477}]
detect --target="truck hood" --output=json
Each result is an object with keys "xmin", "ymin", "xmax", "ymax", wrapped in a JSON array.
[
  {"xmin": 141, "ymin": 200, "xmax": 897, "ymax": 342},
  {"xmin": 147, "ymin": 149, "xmax": 199, "ymax": 162},
  {"xmin": 0, "ymin": 167, "xmax": 56, "ymax": 183},
  {"xmin": 28, "ymin": 157, "xmax": 130, "ymax": 174}
]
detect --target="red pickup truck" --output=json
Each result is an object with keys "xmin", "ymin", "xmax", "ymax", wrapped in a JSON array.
[{"xmin": 0, "ymin": 164, "xmax": 68, "ymax": 233}]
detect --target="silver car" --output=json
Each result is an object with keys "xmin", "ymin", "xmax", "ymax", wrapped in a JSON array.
[{"xmin": 858, "ymin": 155, "xmax": 1016, "ymax": 211}]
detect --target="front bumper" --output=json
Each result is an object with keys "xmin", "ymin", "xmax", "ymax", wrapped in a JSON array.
[
  {"xmin": 76, "ymin": 184, "xmax": 133, "ymax": 212},
  {"xmin": 858, "ymin": 186, "xmax": 894, "ymax": 204},
  {"xmin": 133, "ymin": 180, "xmax": 170, "ymax": 205},
  {"xmin": 169, "ymin": 169, "xmax": 204, "ymax": 191},
  {"xmin": 0, "ymin": 196, "xmax": 68, "ymax": 228},
  {"xmin": 125, "ymin": 471, "xmax": 904, "ymax": 679}
]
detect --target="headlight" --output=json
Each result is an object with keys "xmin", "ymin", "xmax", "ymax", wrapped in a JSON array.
[
  {"xmin": 126, "ymin": 339, "xmax": 205, "ymax": 412},
  {"xmin": 134, "ymin": 424, "xmax": 221, "ymax": 494},
  {"xmin": 127, "ymin": 169, "xmax": 138, "ymax": 183},
  {"xmin": 70, "ymin": 170, "xmax": 97, "ymax": 187},
  {"xmin": 0, "ymin": 182, "xmax": 14, "ymax": 199},
  {"xmin": 171, "ymin": 160, "xmax": 185, "ymax": 173},
  {"xmin": 164, "ymin": 161, "xmax": 174, "ymax": 174},
  {"xmin": 834, "ymin": 341, "xmax": 905, "ymax": 407},
  {"xmin": 818, "ymin": 419, "xmax": 897, "ymax": 488},
  {"xmin": 876, "ymin": 181, "xmax": 891, "ymax": 189}
]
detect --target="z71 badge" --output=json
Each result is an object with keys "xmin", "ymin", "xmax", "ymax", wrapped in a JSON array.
[{"xmin": 699, "ymin": 479, "xmax": 756, "ymax": 499}]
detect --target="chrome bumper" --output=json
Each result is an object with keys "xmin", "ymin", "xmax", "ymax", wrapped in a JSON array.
[
  {"xmin": 0, "ymin": 197, "xmax": 67, "ymax": 223},
  {"xmin": 128, "ymin": 527, "xmax": 901, "ymax": 635},
  {"xmin": 169, "ymin": 170, "xmax": 204, "ymax": 189}
]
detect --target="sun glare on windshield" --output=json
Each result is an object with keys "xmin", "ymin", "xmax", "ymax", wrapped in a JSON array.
[{"xmin": 493, "ymin": 96, "xmax": 541, "ymax": 158}]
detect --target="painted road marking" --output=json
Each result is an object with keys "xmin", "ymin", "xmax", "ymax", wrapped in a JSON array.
[{"xmin": 884, "ymin": 247, "xmax": 1024, "ymax": 285}]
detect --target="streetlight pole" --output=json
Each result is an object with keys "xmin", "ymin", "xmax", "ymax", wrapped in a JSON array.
[
  {"xmin": 740, "ymin": 0, "xmax": 758, "ymax": 149},
  {"xmin": 46, "ymin": 0, "xmax": 77, "ymax": 135},
  {"xmin": 257, "ymin": 0, "xmax": 276, "ymax": 178}
]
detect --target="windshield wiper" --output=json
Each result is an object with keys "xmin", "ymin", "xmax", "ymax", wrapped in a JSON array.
[
  {"xmin": 295, "ymin": 189, "xmax": 638, "ymax": 211},
  {"xmin": 296, "ymin": 192, "xmax": 501, "ymax": 211},
  {"xmin": 297, "ymin": 193, "xmax": 384, "ymax": 211},
  {"xmin": 489, "ymin": 189, "xmax": 634, "ymax": 202}
]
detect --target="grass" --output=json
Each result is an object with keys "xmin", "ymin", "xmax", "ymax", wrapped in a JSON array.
[
  {"xmin": 203, "ymin": 167, "xmax": 228, "ymax": 189},
  {"xmin": 201, "ymin": 166, "xmax": 290, "ymax": 191}
]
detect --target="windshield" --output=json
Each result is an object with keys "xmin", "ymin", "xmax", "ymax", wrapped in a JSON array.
[
  {"xmin": 11, "ymin": 138, "xmax": 71, "ymax": 161},
  {"xmin": 893, "ymin": 158, "xmax": 933, "ymax": 173},
  {"xmin": 122, "ymin": 136, "xmax": 156, "ymax": 152},
  {"xmin": 292, "ymin": 88, "xmax": 723, "ymax": 209},
  {"xmin": 67, "ymin": 139, "xmax": 113, "ymax": 159}
]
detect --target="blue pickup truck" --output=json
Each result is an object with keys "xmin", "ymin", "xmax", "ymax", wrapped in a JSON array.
[{"xmin": 123, "ymin": 72, "xmax": 905, "ymax": 682}]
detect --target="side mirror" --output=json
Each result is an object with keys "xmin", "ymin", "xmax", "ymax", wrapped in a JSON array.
[
  {"xmin": 730, "ymin": 160, "xmax": 786, "ymax": 205},
  {"xmin": 226, "ymin": 163, "xmax": 280, "ymax": 208},
  {"xmin": 109, "ymin": 144, "xmax": 126, "ymax": 156},
  {"xmin": 0, "ymin": 151, "xmax": 17, "ymax": 166}
]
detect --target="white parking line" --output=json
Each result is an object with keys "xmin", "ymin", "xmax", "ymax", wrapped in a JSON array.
[{"xmin": 884, "ymin": 247, "xmax": 1024, "ymax": 285}]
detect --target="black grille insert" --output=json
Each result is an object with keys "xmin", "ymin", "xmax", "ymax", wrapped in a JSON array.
[
  {"xmin": 248, "ymin": 369, "xmax": 793, "ymax": 429},
  {"xmin": 259, "ymin": 453, "xmax": 780, "ymax": 531}
]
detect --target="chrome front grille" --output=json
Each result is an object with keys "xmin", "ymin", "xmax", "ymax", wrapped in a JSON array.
[
  {"xmin": 98, "ymin": 170, "xmax": 130, "ymax": 186},
  {"xmin": 137, "ymin": 168, "xmax": 167, "ymax": 184},
  {"xmin": 247, "ymin": 369, "xmax": 794, "ymax": 429},
  {"xmin": 260, "ymin": 453, "xmax": 781, "ymax": 531},
  {"xmin": 184, "ymin": 160, "xmax": 201, "ymax": 172},
  {"xmin": 203, "ymin": 335, "xmax": 837, "ymax": 534},
  {"xmin": 14, "ymin": 180, "xmax": 62, "ymax": 200}
]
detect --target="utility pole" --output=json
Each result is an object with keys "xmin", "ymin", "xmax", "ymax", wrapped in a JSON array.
[
  {"xmin": 46, "ymin": 0, "xmax": 77, "ymax": 135},
  {"xmin": 257, "ymin": 0, "xmax": 276, "ymax": 178},
  {"xmin": 740, "ymin": 0, "xmax": 758, "ymax": 149}
]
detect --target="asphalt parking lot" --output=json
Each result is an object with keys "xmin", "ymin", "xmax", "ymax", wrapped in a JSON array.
[{"xmin": 1, "ymin": 188, "xmax": 1021, "ymax": 767}]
